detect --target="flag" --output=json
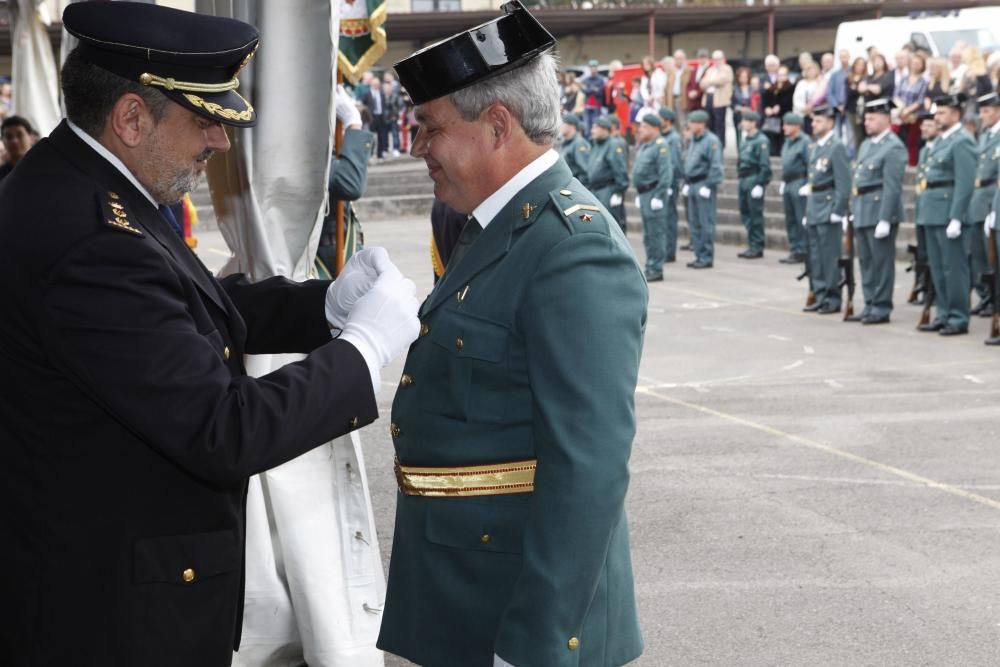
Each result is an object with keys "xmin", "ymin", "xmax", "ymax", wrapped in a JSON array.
[{"xmin": 337, "ymin": 0, "xmax": 386, "ymax": 84}]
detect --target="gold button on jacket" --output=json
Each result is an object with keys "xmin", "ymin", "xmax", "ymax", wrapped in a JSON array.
[
  {"xmin": 567, "ymin": 637, "xmax": 580, "ymax": 650},
  {"xmin": 182, "ymin": 568, "xmax": 196, "ymax": 583}
]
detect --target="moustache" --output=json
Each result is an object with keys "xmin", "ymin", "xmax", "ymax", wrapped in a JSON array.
[{"xmin": 195, "ymin": 149, "xmax": 215, "ymax": 162}]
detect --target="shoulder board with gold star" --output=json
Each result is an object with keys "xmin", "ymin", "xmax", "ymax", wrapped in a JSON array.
[
  {"xmin": 549, "ymin": 185, "xmax": 608, "ymax": 233},
  {"xmin": 100, "ymin": 192, "xmax": 144, "ymax": 237}
]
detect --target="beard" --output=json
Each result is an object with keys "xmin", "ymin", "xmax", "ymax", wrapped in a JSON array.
[{"xmin": 144, "ymin": 129, "xmax": 213, "ymax": 205}]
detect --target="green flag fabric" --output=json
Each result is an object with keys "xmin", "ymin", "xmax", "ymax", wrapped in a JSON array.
[{"xmin": 338, "ymin": 0, "xmax": 387, "ymax": 84}]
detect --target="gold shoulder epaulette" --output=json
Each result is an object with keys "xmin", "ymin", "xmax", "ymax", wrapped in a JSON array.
[{"xmin": 100, "ymin": 192, "xmax": 144, "ymax": 237}]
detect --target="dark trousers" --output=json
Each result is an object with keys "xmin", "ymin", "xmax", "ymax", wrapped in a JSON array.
[
  {"xmin": 855, "ymin": 224, "xmax": 899, "ymax": 318},
  {"xmin": 371, "ymin": 114, "xmax": 388, "ymax": 158},
  {"xmin": 709, "ymin": 106, "xmax": 727, "ymax": 148},
  {"xmin": 925, "ymin": 225, "xmax": 972, "ymax": 329},
  {"xmin": 807, "ymin": 223, "xmax": 843, "ymax": 308}
]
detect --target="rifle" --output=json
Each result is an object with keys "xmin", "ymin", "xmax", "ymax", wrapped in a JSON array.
[
  {"xmin": 796, "ymin": 230, "xmax": 816, "ymax": 308},
  {"xmin": 905, "ymin": 234, "xmax": 930, "ymax": 305},
  {"xmin": 917, "ymin": 263, "xmax": 936, "ymax": 327},
  {"xmin": 839, "ymin": 214, "xmax": 856, "ymax": 320},
  {"xmin": 988, "ymin": 226, "xmax": 1000, "ymax": 339}
]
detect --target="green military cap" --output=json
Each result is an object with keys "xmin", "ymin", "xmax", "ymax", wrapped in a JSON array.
[
  {"xmin": 863, "ymin": 98, "xmax": 895, "ymax": 115},
  {"xmin": 563, "ymin": 113, "xmax": 581, "ymax": 127},
  {"xmin": 782, "ymin": 112, "xmax": 803, "ymax": 125},
  {"xmin": 688, "ymin": 109, "xmax": 709, "ymax": 123},
  {"xmin": 594, "ymin": 116, "xmax": 612, "ymax": 130},
  {"xmin": 657, "ymin": 107, "xmax": 676, "ymax": 122},
  {"xmin": 742, "ymin": 111, "xmax": 761, "ymax": 124},
  {"xmin": 640, "ymin": 113, "xmax": 663, "ymax": 127},
  {"xmin": 607, "ymin": 114, "xmax": 621, "ymax": 126}
]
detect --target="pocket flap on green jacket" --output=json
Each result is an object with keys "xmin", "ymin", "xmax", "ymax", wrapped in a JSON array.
[{"xmin": 425, "ymin": 500, "xmax": 526, "ymax": 555}]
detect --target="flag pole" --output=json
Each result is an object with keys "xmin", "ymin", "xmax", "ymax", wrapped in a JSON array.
[{"xmin": 334, "ymin": 70, "xmax": 347, "ymax": 275}]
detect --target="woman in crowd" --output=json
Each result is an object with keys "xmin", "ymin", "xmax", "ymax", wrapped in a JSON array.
[
  {"xmin": 926, "ymin": 57, "xmax": 951, "ymax": 106},
  {"xmin": 762, "ymin": 65, "xmax": 794, "ymax": 154},
  {"xmin": 845, "ymin": 56, "xmax": 868, "ymax": 153},
  {"xmin": 896, "ymin": 52, "xmax": 928, "ymax": 165},
  {"xmin": 860, "ymin": 52, "xmax": 894, "ymax": 105},
  {"xmin": 960, "ymin": 46, "xmax": 992, "ymax": 131},
  {"xmin": 793, "ymin": 61, "xmax": 825, "ymax": 136},
  {"xmin": 731, "ymin": 66, "xmax": 756, "ymax": 148}
]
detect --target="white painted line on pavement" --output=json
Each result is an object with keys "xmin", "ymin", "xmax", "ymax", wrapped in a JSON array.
[
  {"xmin": 204, "ymin": 247, "xmax": 233, "ymax": 257},
  {"xmin": 783, "ymin": 360, "xmax": 804, "ymax": 371},
  {"xmin": 681, "ymin": 302, "xmax": 722, "ymax": 310},
  {"xmin": 824, "ymin": 379, "xmax": 844, "ymax": 389},
  {"xmin": 804, "ymin": 346, "xmax": 815, "ymax": 355},
  {"xmin": 636, "ymin": 385, "xmax": 1000, "ymax": 513},
  {"xmin": 701, "ymin": 326, "xmax": 735, "ymax": 333},
  {"xmin": 756, "ymin": 473, "xmax": 919, "ymax": 487},
  {"xmin": 963, "ymin": 374, "xmax": 985, "ymax": 385},
  {"xmin": 768, "ymin": 334, "xmax": 792, "ymax": 342}
]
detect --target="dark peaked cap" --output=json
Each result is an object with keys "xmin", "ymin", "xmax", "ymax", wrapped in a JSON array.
[
  {"xmin": 62, "ymin": 2, "xmax": 260, "ymax": 127},
  {"xmin": 394, "ymin": 1, "xmax": 555, "ymax": 105}
]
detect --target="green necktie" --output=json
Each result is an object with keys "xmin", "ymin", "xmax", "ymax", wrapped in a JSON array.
[{"xmin": 447, "ymin": 216, "xmax": 482, "ymax": 270}]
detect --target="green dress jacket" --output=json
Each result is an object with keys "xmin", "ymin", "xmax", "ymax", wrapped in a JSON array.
[
  {"xmin": 661, "ymin": 127, "xmax": 684, "ymax": 185},
  {"xmin": 780, "ymin": 133, "xmax": 809, "ymax": 186},
  {"xmin": 736, "ymin": 131, "xmax": 772, "ymax": 188},
  {"xmin": 805, "ymin": 135, "xmax": 851, "ymax": 226},
  {"xmin": 683, "ymin": 130, "xmax": 724, "ymax": 187},
  {"xmin": 851, "ymin": 131, "xmax": 907, "ymax": 228},
  {"xmin": 586, "ymin": 136, "xmax": 630, "ymax": 211},
  {"xmin": 917, "ymin": 126, "xmax": 977, "ymax": 226},
  {"xmin": 561, "ymin": 132, "xmax": 592, "ymax": 186},
  {"xmin": 970, "ymin": 128, "xmax": 1000, "ymax": 224},
  {"xmin": 631, "ymin": 136, "xmax": 673, "ymax": 201},
  {"xmin": 377, "ymin": 157, "xmax": 647, "ymax": 667}
]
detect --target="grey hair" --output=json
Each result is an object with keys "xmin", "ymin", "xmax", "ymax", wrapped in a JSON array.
[{"xmin": 448, "ymin": 52, "xmax": 562, "ymax": 146}]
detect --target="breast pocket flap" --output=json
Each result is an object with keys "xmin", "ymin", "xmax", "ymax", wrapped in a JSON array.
[
  {"xmin": 425, "ymin": 500, "xmax": 527, "ymax": 555},
  {"xmin": 133, "ymin": 529, "xmax": 239, "ymax": 584}
]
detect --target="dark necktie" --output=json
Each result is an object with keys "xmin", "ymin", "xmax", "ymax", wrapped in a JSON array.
[
  {"xmin": 158, "ymin": 204, "xmax": 184, "ymax": 238},
  {"xmin": 446, "ymin": 217, "xmax": 482, "ymax": 270}
]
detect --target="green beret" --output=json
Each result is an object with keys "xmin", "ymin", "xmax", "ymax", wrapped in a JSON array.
[
  {"xmin": 658, "ymin": 107, "xmax": 676, "ymax": 122},
  {"xmin": 562, "ymin": 113, "xmax": 581, "ymax": 127},
  {"xmin": 595, "ymin": 117, "xmax": 612, "ymax": 130},
  {"xmin": 742, "ymin": 111, "xmax": 761, "ymax": 124},
  {"xmin": 782, "ymin": 112, "xmax": 803, "ymax": 125},
  {"xmin": 641, "ymin": 113, "xmax": 663, "ymax": 127},
  {"xmin": 688, "ymin": 110, "xmax": 709, "ymax": 123},
  {"xmin": 607, "ymin": 114, "xmax": 621, "ymax": 126}
]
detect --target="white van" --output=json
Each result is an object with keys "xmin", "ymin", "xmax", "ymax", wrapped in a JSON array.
[{"xmin": 835, "ymin": 8, "xmax": 1000, "ymax": 62}]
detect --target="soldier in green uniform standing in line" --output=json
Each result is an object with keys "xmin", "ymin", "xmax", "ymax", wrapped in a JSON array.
[
  {"xmin": 916, "ymin": 93, "xmax": 978, "ymax": 336},
  {"xmin": 735, "ymin": 111, "xmax": 771, "ymax": 259},
  {"xmin": 681, "ymin": 109, "xmax": 724, "ymax": 269},
  {"xmin": 970, "ymin": 93, "xmax": 1000, "ymax": 318},
  {"xmin": 608, "ymin": 114, "xmax": 629, "ymax": 229},
  {"xmin": 801, "ymin": 105, "xmax": 851, "ymax": 314},
  {"xmin": 778, "ymin": 112, "xmax": 809, "ymax": 264},
  {"xmin": 910, "ymin": 109, "xmax": 938, "ymax": 307},
  {"xmin": 632, "ymin": 113, "xmax": 673, "ymax": 281},
  {"xmin": 587, "ymin": 116, "xmax": 630, "ymax": 234},
  {"xmin": 848, "ymin": 98, "xmax": 908, "ymax": 324},
  {"xmin": 560, "ymin": 113, "xmax": 590, "ymax": 186},
  {"xmin": 659, "ymin": 107, "xmax": 684, "ymax": 263}
]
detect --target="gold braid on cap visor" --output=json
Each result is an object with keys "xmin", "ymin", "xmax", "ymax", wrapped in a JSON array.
[{"xmin": 139, "ymin": 72, "xmax": 240, "ymax": 93}]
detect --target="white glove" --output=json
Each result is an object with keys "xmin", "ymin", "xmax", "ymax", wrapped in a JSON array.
[
  {"xmin": 610, "ymin": 193, "xmax": 623, "ymax": 207},
  {"xmin": 650, "ymin": 197, "xmax": 664, "ymax": 210},
  {"xmin": 779, "ymin": 182, "xmax": 786, "ymax": 196},
  {"xmin": 874, "ymin": 220, "xmax": 891, "ymax": 239},
  {"xmin": 801, "ymin": 216, "xmax": 808, "ymax": 227},
  {"xmin": 698, "ymin": 186, "xmax": 711, "ymax": 199},
  {"xmin": 681, "ymin": 184, "xmax": 690, "ymax": 198},
  {"xmin": 750, "ymin": 185, "xmax": 764, "ymax": 199},
  {"xmin": 842, "ymin": 217, "xmax": 849, "ymax": 232},
  {"xmin": 986, "ymin": 211, "xmax": 996, "ymax": 233},
  {"xmin": 634, "ymin": 196, "xmax": 641, "ymax": 209},
  {"xmin": 667, "ymin": 187, "xmax": 673, "ymax": 197},
  {"xmin": 798, "ymin": 184, "xmax": 812, "ymax": 197},
  {"xmin": 325, "ymin": 247, "xmax": 396, "ymax": 330},
  {"xmin": 338, "ymin": 272, "xmax": 420, "ymax": 393},
  {"xmin": 336, "ymin": 84, "xmax": 363, "ymax": 129},
  {"xmin": 946, "ymin": 219, "xmax": 962, "ymax": 239},
  {"xmin": 830, "ymin": 213, "xmax": 843, "ymax": 223}
]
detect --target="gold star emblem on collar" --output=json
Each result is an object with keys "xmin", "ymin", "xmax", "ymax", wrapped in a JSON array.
[{"xmin": 521, "ymin": 202, "xmax": 536, "ymax": 219}]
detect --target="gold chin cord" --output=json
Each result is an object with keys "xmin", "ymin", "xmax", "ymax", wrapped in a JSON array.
[
  {"xmin": 139, "ymin": 72, "xmax": 239, "ymax": 94},
  {"xmin": 395, "ymin": 458, "xmax": 537, "ymax": 497}
]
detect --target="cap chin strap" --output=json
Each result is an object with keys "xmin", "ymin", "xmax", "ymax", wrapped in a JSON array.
[{"xmin": 139, "ymin": 72, "xmax": 239, "ymax": 93}]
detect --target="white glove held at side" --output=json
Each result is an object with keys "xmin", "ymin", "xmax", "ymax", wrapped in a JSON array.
[
  {"xmin": 801, "ymin": 216, "xmax": 808, "ymax": 227},
  {"xmin": 946, "ymin": 219, "xmax": 962, "ymax": 239},
  {"xmin": 986, "ymin": 211, "xmax": 996, "ymax": 233},
  {"xmin": 750, "ymin": 185, "xmax": 764, "ymax": 199},
  {"xmin": 336, "ymin": 84, "xmax": 363, "ymax": 128},
  {"xmin": 681, "ymin": 184, "xmax": 690, "ymax": 198},
  {"xmin": 609, "ymin": 193, "xmax": 623, "ymax": 207},
  {"xmin": 698, "ymin": 186, "xmax": 711, "ymax": 199},
  {"xmin": 325, "ymin": 247, "xmax": 397, "ymax": 330},
  {"xmin": 667, "ymin": 187, "xmax": 674, "ymax": 197},
  {"xmin": 634, "ymin": 196, "xmax": 641, "ymax": 209},
  {"xmin": 798, "ymin": 184, "xmax": 812, "ymax": 197},
  {"xmin": 874, "ymin": 220, "xmax": 891, "ymax": 239},
  {"xmin": 650, "ymin": 197, "xmax": 664, "ymax": 210}
]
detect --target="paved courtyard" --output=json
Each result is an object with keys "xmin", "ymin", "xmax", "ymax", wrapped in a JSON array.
[{"xmin": 199, "ymin": 216, "xmax": 1000, "ymax": 666}]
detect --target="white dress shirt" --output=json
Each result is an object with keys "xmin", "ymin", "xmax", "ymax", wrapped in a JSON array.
[{"xmin": 471, "ymin": 149, "xmax": 559, "ymax": 229}]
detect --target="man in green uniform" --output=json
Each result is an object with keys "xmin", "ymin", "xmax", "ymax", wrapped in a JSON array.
[
  {"xmin": 971, "ymin": 92, "xmax": 1000, "ymax": 317},
  {"xmin": 983, "ymin": 94, "xmax": 1000, "ymax": 344},
  {"xmin": 608, "ymin": 114, "xmax": 629, "ymax": 228},
  {"xmin": 802, "ymin": 105, "xmax": 851, "ymax": 314},
  {"xmin": 910, "ymin": 110, "xmax": 938, "ymax": 308},
  {"xmin": 848, "ymin": 98, "xmax": 908, "ymax": 324},
  {"xmin": 632, "ymin": 113, "xmax": 673, "ymax": 281},
  {"xmin": 659, "ymin": 107, "xmax": 684, "ymax": 262},
  {"xmin": 917, "ymin": 93, "xmax": 978, "ymax": 336},
  {"xmin": 560, "ymin": 112, "xmax": 590, "ymax": 186},
  {"xmin": 682, "ymin": 109, "xmax": 724, "ymax": 269},
  {"xmin": 587, "ymin": 116, "xmax": 630, "ymax": 235},
  {"xmin": 779, "ymin": 112, "xmax": 809, "ymax": 264},
  {"xmin": 736, "ymin": 111, "xmax": 771, "ymax": 259},
  {"xmin": 382, "ymin": 5, "xmax": 647, "ymax": 666}
]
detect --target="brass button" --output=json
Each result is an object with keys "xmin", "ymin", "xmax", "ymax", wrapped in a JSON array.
[
  {"xmin": 223, "ymin": 346, "xmax": 231, "ymax": 360},
  {"xmin": 390, "ymin": 423, "xmax": 401, "ymax": 438},
  {"xmin": 350, "ymin": 416, "xmax": 360, "ymax": 429},
  {"xmin": 182, "ymin": 568, "xmax": 196, "ymax": 583},
  {"xmin": 400, "ymin": 374, "xmax": 413, "ymax": 387},
  {"xmin": 480, "ymin": 533, "xmax": 491, "ymax": 545},
  {"xmin": 455, "ymin": 338, "xmax": 464, "ymax": 351},
  {"xmin": 419, "ymin": 323, "xmax": 430, "ymax": 337},
  {"xmin": 567, "ymin": 637, "xmax": 580, "ymax": 651}
]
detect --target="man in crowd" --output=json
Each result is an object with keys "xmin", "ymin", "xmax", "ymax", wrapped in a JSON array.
[
  {"xmin": 736, "ymin": 111, "xmax": 771, "ymax": 259},
  {"xmin": 659, "ymin": 106, "xmax": 684, "ymax": 263},
  {"xmin": 917, "ymin": 93, "xmax": 977, "ymax": 336},
  {"xmin": 633, "ymin": 113, "xmax": 673, "ymax": 281},
  {"xmin": 802, "ymin": 105, "xmax": 851, "ymax": 314},
  {"xmin": 893, "ymin": 48, "xmax": 912, "ymax": 97},
  {"xmin": 362, "ymin": 74, "xmax": 388, "ymax": 159},
  {"xmin": 779, "ymin": 112, "xmax": 809, "ymax": 264},
  {"xmin": 848, "ymin": 98, "xmax": 908, "ymax": 325},
  {"xmin": 559, "ymin": 113, "xmax": 590, "ymax": 185},
  {"xmin": 587, "ymin": 116, "xmax": 629, "ymax": 235},
  {"xmin": 970, "ymin": 93, "xmax": 1000, "ymax": 318},
  {"xmin": 687, "ymin": 48, "xmax": 710, "ymax": 114},
  {"xmin": 0, "ymin": 3, "xmax": 420, "ymax": 663},
  {"xmin": 700, "ymin": 49, "xmax": 733, "ymax": 147},
  {"xmin": 761, "ymin": 54, "xmax": 780, "ymax": 88},
  {"xmin": 826, "ymin": 49, "xmax": 851, "ymax": 140},
  {"xmin": 580, "ymin": 59, "xmax": 606, "ymax": 137},
  {"xmin": 383, "ymin": 4, "xmax": 647, "ymax": 665},
  {"xmin": 0, "ymin": 115, "xmax": 37, "ymax": 180},
  {"xmin": 682, "ymin": 109, "xmax": 723, "ymax": 269},
  {"xmin": 671, "ymin": 49, "xmax": 692, "ymax": 127}
]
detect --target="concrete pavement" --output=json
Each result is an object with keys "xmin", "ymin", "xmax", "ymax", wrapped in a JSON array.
[{"xmin": 197, "ymin": 215, "xmax": 1000, "ymax": 666}]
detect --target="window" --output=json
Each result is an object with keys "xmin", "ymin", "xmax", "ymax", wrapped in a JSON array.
[{"xmin": 411, "ymin": 0, "xmax": 461, "ymax": 11}]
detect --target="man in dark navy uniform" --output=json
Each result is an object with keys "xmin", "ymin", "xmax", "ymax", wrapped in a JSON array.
[{"xmin": 0, "ymin": 4, "xmax": 419, "ymax": 666}]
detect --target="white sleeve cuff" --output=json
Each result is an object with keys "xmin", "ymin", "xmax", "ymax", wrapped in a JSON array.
[
  {"xmin": 337, "ymin": 331, "xmax": 382, "ymax": 395},
  {"xmin": 494, "ymin": 654, "xmax": 515, "ymax": 667}
]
